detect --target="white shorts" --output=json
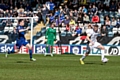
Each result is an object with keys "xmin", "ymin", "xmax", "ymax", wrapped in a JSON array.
[{"xmin": 89, "ymin": 42, "xmax": 101, "ymax": 49}]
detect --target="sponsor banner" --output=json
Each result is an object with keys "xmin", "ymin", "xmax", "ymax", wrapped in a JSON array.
[
  {"xmin": 0, "ymin": 44, "xmax": 14, "ymax": 53},
  {"xmin": 108, "ymin": 46, "xmax": 120, "ymax": 55},
  {"xmin": 17, "ymin": 46, "xmax": 29, "ymax": 54},
  {"xmin": 34, "ymin": 44, "xmax": 69, "ymax": 54},
  {"xmin": 34, "ymin": 44, "xmax": 46, "ymax": 54},
  {"xmin": 53, "ymin": 46, "xmax": 69, "ymax": 54},
  {"xmin": 70, "ymin": 45, "xmax": 81, "ymax": 55},
  {"xmin": 0, "ymin": 44, "xmax": 29, "ymax": 54},
  {"xmin": 80, "ymin": 45, "xmax": 120, "ymax": 56}
]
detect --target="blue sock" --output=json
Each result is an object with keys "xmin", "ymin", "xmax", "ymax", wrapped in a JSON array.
[
  {"xmin": 29, "ymin": 50, "xmax": 32, "ymax": 59},
  {"xmin": 8, "ymin": 49, "xmax": 15, "ymax": 54}
]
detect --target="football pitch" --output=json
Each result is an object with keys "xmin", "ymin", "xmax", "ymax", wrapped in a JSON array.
[{"xmin": 0, "ymin": 54, "xmax": 120, "ymax": 80}]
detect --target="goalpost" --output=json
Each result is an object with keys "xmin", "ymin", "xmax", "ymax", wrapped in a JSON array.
[
  {"xmin": 0, "ymin": 17, "xmax": 35, "ymax": 46},
  {"xmin": 0, "ymin": 17, "xmax": 39, "ymax": 53}
]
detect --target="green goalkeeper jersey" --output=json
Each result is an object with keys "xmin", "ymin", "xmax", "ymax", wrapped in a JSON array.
[{"xmin": 45, "ymin": 27, "xmax": 56, "ymax": 45}]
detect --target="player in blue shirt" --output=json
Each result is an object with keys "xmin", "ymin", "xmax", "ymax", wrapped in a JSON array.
[{"xmin": 5, "ymin": 19, "xmax": 36, "ymax": 61}]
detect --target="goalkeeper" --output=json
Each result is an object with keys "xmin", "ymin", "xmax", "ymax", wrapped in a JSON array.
[{"xmin": 45, "ymin": 22, "xmax": 57, "ymax": 56}]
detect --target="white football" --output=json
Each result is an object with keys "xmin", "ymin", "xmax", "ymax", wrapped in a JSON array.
[{"xmin": 102, "ymin": 58, "xmax": 109, "ymax": 63}]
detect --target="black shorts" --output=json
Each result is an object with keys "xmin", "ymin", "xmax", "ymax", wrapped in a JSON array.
[{"xmin": 86, "ymin": 44, "xmax": 90, "ymax": 54}]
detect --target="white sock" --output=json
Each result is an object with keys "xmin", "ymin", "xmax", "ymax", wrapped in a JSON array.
[
  {"xmin": 81, "ymin": 54, "xmax": 86, "ymax": 60},
  {"xmin": 101, "ymin": 50, "xmax": 105, "ymax": 61}
]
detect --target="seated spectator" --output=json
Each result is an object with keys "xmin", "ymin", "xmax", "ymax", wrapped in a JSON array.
[
  {"xmin": 110, "ymin": 2, "xmax": 116, "ymax": 11},
  {"xmin": 116, "ymin": 18, "xmax": 120, "ymax": 28},
  {"xmin": 33, "ymin": 12, "xmax": 39, "ymax": 23},
  {"xmin": 101, "ymin": 25, "xmax": 108, "ymax": 37},
  {"xmin": 92, "ymin": 14, "xmax": 100, "ymax": 23},
  {"xmin": 66, "ymin": 24, "xmax": 70, "ymax": 32},
  {"xmin": 36, "ymin": 1, "xmax": 42, "ymax": 9},
  {"xmin": 77, "ymin": 14, "xmax": 83, "ymax": 23},
  {"xmin": 98, "ymin": 2, "xmax": 104, "ymax": 11},
  {"xmin": 64, "ymin": 16, "xmax": 70, "ymax": 25},
  {"xmin": 49, "ymin": 13, "xmax": 55, "ymax": 23},
  {"xmin": 105, "ymin": 16, "xmax": 112, "ymax": 31},
  {"xmin": 111, "ymin": 17, "xmax": 117, "ymax": 27},
  {"xmin": 118, "ymin": 6, "xmax": 120, "ymax": 16},
  {"xmin": 105, "ymin": 16, "xmax": 111, "ymax": 26},
  {"xmin": 72, "ymin": 23, "xmax": 82, "ymax": 37},
  {"xmin": 82, "ymin": 6, "xmax": 87, "ymax": 14},
  {"xmin": 78, "ymin": 6, "xmax": 82, "ymax": 12},
  {"xmin": 83, "ymin": 13, "xmax": 90, "ymax": 24},
  {"xmin": 69, "ymin": 18, "xmax": 76, "ymax": 32},
  {"xmin": 25, "ymin": 4, "xmax": 32, "ymax": 11},
  {"xmin": 88, "ymin": 5, "xmax": 92, "ymax": 15},
  {"xmin": 69, "ymin": 10, "xmax": 74, "ymax": 19},
  {"xmin": 54, "ymin": 9, "xmax": 60, "ymax": 17},
  {"xmin": 86, "ymin": 24, "xmax": 93, "ymax": 36},
  {"xmin": 64, "ymin": 5, "xmax": 69, "ymax": 15},
  {"xmin": 91, "ymin": 5, "xmax": 98, "ymax": 14},
  {"xmin": 73, "ymin": 9, "xmax": 78, "ymax": 22},
  {"xmin": 99, "ymin": 25, "xmax": 108, "ymax": 44}
]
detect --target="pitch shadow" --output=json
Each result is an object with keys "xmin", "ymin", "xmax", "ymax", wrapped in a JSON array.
[
  {"xmin": 85, "ymin": 62, "xmax": 95, "ymax": 64},
  {"xmin": 16, "ymin": 61, "xmax": 30, "ymax": 63}
]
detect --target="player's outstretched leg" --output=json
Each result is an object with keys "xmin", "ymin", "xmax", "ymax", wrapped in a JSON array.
[
  {"xmin": 26, "ymin": 44, "xmax": 36, "ymax": 61},
  {"xmin": 80, "ymin": 45, "xmax": 90, "ymax": 65},
  {"xmin": 80, "ymin": 53, "xmax": 88, "ymax": 65},
  {"xmin": 97, "ymin": 45, "xmax": 109, "ymax": 63},
  {"xmin": 5, "ymin": 49, "xmax": 17, "ymax": 58}
]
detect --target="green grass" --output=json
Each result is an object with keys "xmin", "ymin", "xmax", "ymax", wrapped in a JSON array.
[{"xmin": 0, "ymin": 54, "xmax": 120, "ymax": 80}]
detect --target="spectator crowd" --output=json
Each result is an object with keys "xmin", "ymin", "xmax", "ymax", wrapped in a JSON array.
[{"xmin": 0, "ymin": 0, "xmax": 120, "ymax": 37}]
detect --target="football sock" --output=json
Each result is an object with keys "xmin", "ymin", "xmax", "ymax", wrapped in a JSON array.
[
  {"xmin": 101, "ymin": 50, "xmax": 105, "ymax": 61},
  {"xmin": 29, "ymin": 50, "xmax": 32, "ymax": 59},
  {"xmin": 46, "ymin": 46, "xmax": 49, "ymax": 53},
  {"xmin": 81, "ymin": 54, "xmax": 86, "ymax": 60},
  {"xmin": 51, "ymin": 46, "xmax": 53, "ymax": 53},
  {"xmin": 8, "ymin": 49, "xmax": 15, "ymax": 54}
]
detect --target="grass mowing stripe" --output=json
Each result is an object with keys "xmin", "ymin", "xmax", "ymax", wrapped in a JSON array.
[{"xmin": 0, "ymin": 54, "xmax": 120, "ymax": 80}]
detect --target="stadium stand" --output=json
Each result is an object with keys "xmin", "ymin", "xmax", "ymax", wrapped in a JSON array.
[{"xmin": 0, "ymin": 0, "xmax": 120, "ymax": 45}]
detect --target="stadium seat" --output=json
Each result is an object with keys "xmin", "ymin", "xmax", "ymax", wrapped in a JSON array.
[
  {"xmin": 100, "ymin": 16, "xmax": 104, "ymax": 25},
  {"xmin": 9, "ymin": 27, "xmax": 14, "ymax": 32},
  {"xmin": 0, "ymin": 19, "xmax": 2, "ymax": 23},
  {"xmin": 2, "ymin": 22, "xmax": 6, "ymax": 28},
  {"xmin": 118, "ymin": 28, "xmax": 120, "ymax": 34},
  {"xmin": 115, "ymin": 15, "xmax": 119, "ymax": 19},
  {"xmin": 109, "ymin": 11, "xmax": 114, "ymax": 15},
  {"xmin": 0, "ymin": 31, "xmax": 4, "ymax": 35},
  {"xmin": 66, "ymin": 32, "xmax": 72, "ymax": 36},
  {"xmin": 110, "ymin": 14, "xmax": 114, "ymax": 19},
  {"xmin": 97, "ymin": 23, "xmax": 102, "ymax": 28},
  {"xmin": 28, "ymin": 23, "xmax": 31, "ymax": 27},
  {"xmin": 112, "ymin": 28, "xmax": 118, "ymax": 34},
  {"xmin": 4, "ymin": 26, "xmax": 9, "ymax": 32},
  {"xmin": 33, "ymin": 22, "xmax": 37, "ymax": 27},
  {"xmin": 0, "ymin": 23, "xmax": 4, "ymax": 31},
  {"xmin": 61, "ymin": 32, "xmax": 66, "ymax": 36},
  {"xmin": 104, "ymin": 11, "xmax": 109, "ymax": 16},
  {"xmin": 108, "ymin": 31, "xmax": 114, "ymax": 37},
  {"xmin": 41, "ymin": 27, "xmax": 46, "ymax": 35},
  {"xmin": 0, "ymin": 23, "xmax": 2, "ymax": 27},
  {"xmin": 36, "ymin": 32, "xmax": 42, "ymax": 36}
]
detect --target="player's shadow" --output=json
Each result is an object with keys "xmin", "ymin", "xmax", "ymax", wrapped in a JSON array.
[
  {"xmin": 85, "ymin": 62, "xmax": 95, "ymax": 64},
  {"xmin": 16, "ymin": 61, "xmax": 30, "ymax": 63}
]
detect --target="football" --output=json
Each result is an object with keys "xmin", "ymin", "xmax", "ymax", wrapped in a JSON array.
[{"xmin": 102, "ymin": 58, "xmax": 109, "ymax": 63}]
